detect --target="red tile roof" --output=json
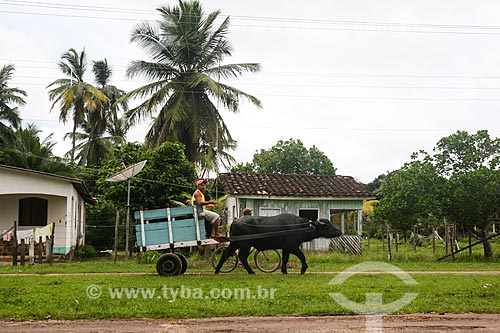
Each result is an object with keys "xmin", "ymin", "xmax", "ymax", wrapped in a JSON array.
[{"xmin": 217, "ymin": 173, "xmax": 373, "ymax": 198}]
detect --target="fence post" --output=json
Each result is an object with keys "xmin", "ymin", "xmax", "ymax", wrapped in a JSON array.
[
  {"xmin": 449, "ymin": 225, "xmax": 455, "ymax": 261},
  {"xmin": 20, "ymin": 239, "xmax": 25, "ymax": 266},
  {"xmin": 413, "ymin": 227, "xmax": 417, "ymax": 253},
  {"xmin": 47, "ymin": 224, "xmax": 55, "ymax": 265},
  {"xmin": 29, "ymin": 238, "xmax": 35, "ymax": 265},
  {"xmin": 38, "ymin": 236, "xmax": 43, "ymax": 264},
  {"xmin": 387, "ymin": 224, "xmax": 392, "ymax": 261},
  {"xmin": 114, "ymin": 210, "xmax": 120, "ymax": 263},
  {"xmin": 469, "ymin": 231, "xmax": 472, "ymax": 256},
  {"xmin": 12, "ymin": 221, "xmax": 18, "ymax": 266}
]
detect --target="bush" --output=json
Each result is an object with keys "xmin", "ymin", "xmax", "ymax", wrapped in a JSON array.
[{"xmin": 75, "ymin": 244, "xmax": 97, "ymax": 259}]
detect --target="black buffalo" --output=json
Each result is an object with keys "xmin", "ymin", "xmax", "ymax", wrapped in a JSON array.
[{"xmin": 214, "ymin": 213, "xmax": 342, "ymax": 274}]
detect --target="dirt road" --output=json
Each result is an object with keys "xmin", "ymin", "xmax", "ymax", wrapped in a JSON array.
[{"xmin": 3, "ymin": 313, "xmax": 500, "ymax": 333}]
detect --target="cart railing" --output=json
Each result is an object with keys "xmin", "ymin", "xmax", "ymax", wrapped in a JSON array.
[{"xmin": 134, "ymin": 205, "xmax": 218, "ymax": 252}]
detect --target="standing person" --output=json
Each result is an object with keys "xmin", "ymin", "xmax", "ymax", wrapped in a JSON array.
[{"xmin": 192, "ymin": 179, "xmax": 224, "ymax": 238}]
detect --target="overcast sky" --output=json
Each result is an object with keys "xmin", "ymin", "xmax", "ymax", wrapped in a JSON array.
[{"xmin": 1, "ymin": 0, "xmax": 499, "ymax": 183}]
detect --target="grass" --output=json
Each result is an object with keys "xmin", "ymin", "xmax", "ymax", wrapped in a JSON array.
[
  {"xmin": 2, "ymin": 237, "xmax": 499, "ymax": 274},
  {"xmin": 1, "ymin": 273, "xmax": 499, "ymax": 320},
  {"xmin": 0, "ymin": 238, "xmax": 499, "ymax": 320}
]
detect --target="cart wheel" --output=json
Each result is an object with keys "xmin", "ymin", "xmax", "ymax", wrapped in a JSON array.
[
  {"xmin": 254, "ymin": 249, "xmax": 281, "ymax": 273},
  {"xmin": 176, "ymin": 253, "xmax": 188, "ymax": 274},
  {"xmin": 210, "ymin": 246, "xmax": 238, "ymax": 273},
  {"xmin": 156, "ymin": 253, "xmax": 182, "ymax": 276}
]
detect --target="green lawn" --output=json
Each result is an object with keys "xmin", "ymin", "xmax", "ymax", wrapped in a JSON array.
[
  {"xmin": 1, "ymin": 239, "xmax": 499, "ymax": 320},
  {"xmin": 1, "ymin": 273, "xmax": 499, "ymax": 320}
]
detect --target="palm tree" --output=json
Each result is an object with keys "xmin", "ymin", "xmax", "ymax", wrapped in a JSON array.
[
  {"xmin": 124, "ymin": 0, "xmax": 262, "ymax": 163},
  {"xmin": 1, "ymin": 124, "xmax": 73, "ymax": 176},
  {"xmin": 0, "ymin": 64, "xmax": 26, "ymax": 145},
  {"xmin": 92, "ymin": 59, "xmax": 129, "ymax": 145},
  {"xmin": 67, "ymin": 59, "xmax": 129, "ymax": 167},
  {"xmin": 64, "ymin": 119, "xmax": 116, "ymax": 166},
  {"xmin": 47, "ymin": 48, "xmax": 108, "ymax": 163}
]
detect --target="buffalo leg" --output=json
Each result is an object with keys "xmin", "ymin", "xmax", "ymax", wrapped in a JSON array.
[
  {"xmin": 289, "ymin": 247, "xmax": 308, "ymax": 274},
  {"xmin": 281, "ymin": 249, "xmax": 290, "ymax": 274},
  {"xmin": 214, "ymin": 243, "xmax": 238, "ymax": 274},
  {"xmin": 238, "ymin": 246, "xmax": 255, "ymax": 274}
]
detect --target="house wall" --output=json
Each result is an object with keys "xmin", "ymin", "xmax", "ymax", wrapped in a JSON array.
[
  {"xmin": 228, "ymin": 197, "xmax": 364, "ymax": 252},
  {"xmin": 234, "ymin": 197, "xmax": 363, "ymax": 219},
  {"xmin": 0, "ymin": 168, "xmax": 86, "ymax": 254}
]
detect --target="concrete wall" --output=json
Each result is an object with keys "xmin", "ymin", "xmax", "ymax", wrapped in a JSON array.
[{"xmin": 0, "ymin": 167, "xmax": 86, "ymax": 254}]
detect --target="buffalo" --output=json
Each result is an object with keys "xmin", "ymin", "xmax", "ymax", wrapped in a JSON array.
[{"xmin": 214, "ymin": 213, "xmax": 342, "ymax": 274}]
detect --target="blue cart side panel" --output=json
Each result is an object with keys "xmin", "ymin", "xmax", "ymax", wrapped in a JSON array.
[
  {"xmin": 133, "ymin": 206, "xmax": 202, "ymax": 220},
  {"xmin": 134, "ymin": 206, "xmax": 208, "ymax": 247},
  {"xmin": 135, "ymin": 219, "xmax": 208, "ymax": 246}
]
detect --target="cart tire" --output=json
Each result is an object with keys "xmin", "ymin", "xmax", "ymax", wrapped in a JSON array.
[
  {"xmin": 156, "ymin": 253, "xmax": 182, "ymax": 276},
  {"xmin": 176, "ymin": 253, "xmax": 188, "ymax": 274},
  {"xmin": 210, "ymin": 246, "xmax": 238, "ymax": 273},
  {"xmin": 254, "ymin": 249, "xmax": 281, "ymax": 273}
]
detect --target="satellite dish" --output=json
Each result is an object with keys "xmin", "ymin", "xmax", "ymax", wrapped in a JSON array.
[
  {"xmin": 106, "ymin": 160, "xmax": 147, "ymax": 182},
  {"xmin": 105, "ymin": 159, "xmax": 147, "ymax": 261}
]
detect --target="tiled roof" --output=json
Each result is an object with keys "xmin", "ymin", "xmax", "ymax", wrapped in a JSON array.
[{"xmin": 217, "ymin": 173, "xmax": 373, "ymax": 198}]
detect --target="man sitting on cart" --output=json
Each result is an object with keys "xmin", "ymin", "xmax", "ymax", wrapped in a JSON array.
[{"xmin": 192, "ymin": 179, "xmax": 225, "ymax": 238}]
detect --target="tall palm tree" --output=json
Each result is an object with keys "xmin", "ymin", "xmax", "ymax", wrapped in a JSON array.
[
  {"xmin": 47, "ymin": 48, "xmax": 108, "ymax": 163},
  {"xmin": 0, "ymin": 64, "xmax": 26, "ymax": 145},
  {"xmin": 92, "ymin": 59, "xmax": 129, "ymax": 145},
  {"xmin": 68, "ymin": 59, "xmax": 129, "ymax": 167},
  {"xmin": 124, "ymin": 0, "xmax": 262, "ymax": 163}
]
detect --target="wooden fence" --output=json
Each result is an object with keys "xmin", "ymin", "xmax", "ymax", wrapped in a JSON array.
[{"xmin": 1, "ymin": 221, "xmax": 55, "ymax": 265}]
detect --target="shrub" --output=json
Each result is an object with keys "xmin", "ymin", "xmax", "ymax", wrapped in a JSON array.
[{"xmin": 75, "ymin": 244, "xmax": 97, "ymax": 259}]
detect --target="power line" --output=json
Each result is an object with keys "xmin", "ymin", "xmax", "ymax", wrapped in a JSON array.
[
  {"xmin": 12, "ymin": 77, "xmax": 500, "ymax": 90},
  {"xmin": 18, "ymin": 119, "xmax": 499, "ymax": 134},
  {"xmin": 5, "ymin": 59, "xmax": 500, "ymax": 81},
  {"xmin": 2, "ymin": 1, "xmax": 500, "ymax": 35},
  {"xmin": 4, "ymin": 0, "xmax": 500, "ymax": 31}
]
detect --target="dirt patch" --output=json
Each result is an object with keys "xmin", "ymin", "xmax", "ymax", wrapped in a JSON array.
[{"xmin": 2, "ymin": 314, "xmax": 500, "ymax": 333}]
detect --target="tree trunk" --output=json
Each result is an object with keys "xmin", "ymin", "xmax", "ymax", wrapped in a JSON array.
[
  {"xmin": 482, "ymin": 227, "xmax": 494, "ymax": 258},
  {"xmin": 71, "ymin": 117, "xmax": 77, "ymax": 163}
]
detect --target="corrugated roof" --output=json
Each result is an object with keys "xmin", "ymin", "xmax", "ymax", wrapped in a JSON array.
[{"xmin": 217, "ymin": 173, "xmax": 373, "ymax": 198}]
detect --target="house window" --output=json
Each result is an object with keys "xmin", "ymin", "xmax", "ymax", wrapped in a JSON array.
[
  {"xmin": 298, "ymin": 208, "xmax": 319, "ymax": 221},
  {"xmin": 259, "ymin": 207, "xmax": 281, "ymax": 216},
  {"xmin": 19, "ymin": 197, "xmax": 48, "ymax": 227}
]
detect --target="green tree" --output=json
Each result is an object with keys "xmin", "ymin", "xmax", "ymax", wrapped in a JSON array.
[
  {"xmin": 47, "ymin": 48, "xmax": 108, "ymax": 163},
  {"xmin": 0, "ymin": 124, "xmax": 73, "ymax": 175},
  {"xmin": 85, "ymin": 141, "xmax": 197, "ymax": 250},
  {"xmin": 434, "ymin": 130, "xmax": 500, "ymax": 257},
  {"xmin": 65, "ymin": 120, "xmax": 116, "ymax": 167},
  {"xmin": 374, "ymin": 152, "xmax": 445, "ymax": 233},
  {"xmin": 434, "ymin": 130, "xmax": 500, "ymax": 176},
  {"xmin": 69, "ymin": 59, "xmax": 129, "ymax": 167},
  {"xmin": 94, "ymin": 141, "xmax": 196, "ymax": 211},
  {"xmin": 0, "ymin": 64, "xmax": 26, "ymax": 145},
  {"xmin": 443, "ymin": 168, "xmax": 500, "ymax": 257},
  {"xmin": 366, "ymin": 173, "xmax": 388, "ymax": 199},
  {"xmin": 124, "ymin": 0, "xmax": 262, "ymax": 165},
  {"xmin": 92, "ymin": 59, "xmax": 129, "ymax": 144},
  {"xmin": 232, "ymin": 138, "xmax": 336, "ymax": 174}
]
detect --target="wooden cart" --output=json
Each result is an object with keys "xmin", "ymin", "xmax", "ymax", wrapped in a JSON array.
[{"xmin": 134, "ymin": 205, "xmax": 219, "ymax": 276}]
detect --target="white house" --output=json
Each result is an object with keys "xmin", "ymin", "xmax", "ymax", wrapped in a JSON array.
[{"xmin": 0, "ymin": 164, "xmax": 96, "ymax": 255}]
